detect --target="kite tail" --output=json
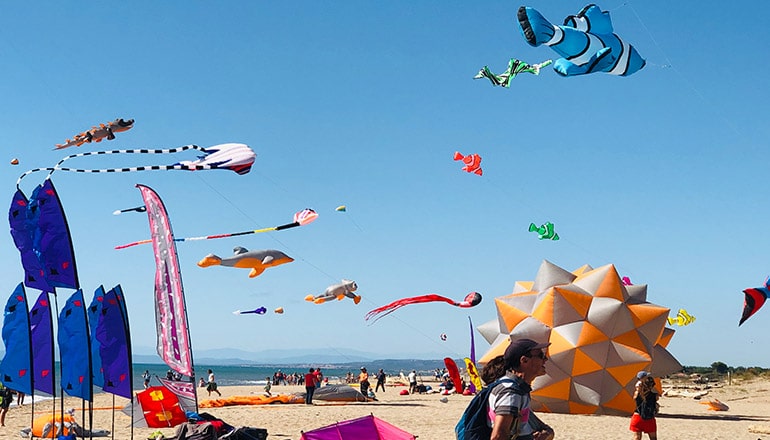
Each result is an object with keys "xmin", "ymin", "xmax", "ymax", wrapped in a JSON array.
[
  {"xmin": 364, "ymin": 305, "xmax": 403, "ymax": 323},
  {"xmin": 17, "ymin": 145, "xmax": 207, "ymax": 188},
  {"xmin": 365, "ymin": 294, "xmax": 457, "ymax": 324}
]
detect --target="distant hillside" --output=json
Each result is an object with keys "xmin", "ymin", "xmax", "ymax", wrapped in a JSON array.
[
  {"xmin": 2, "ymin": 344, "xmax": 448, "ymax": 366},
  {"xmin": 125, "ymin": 346, "xmax": 447, "ymax": 366}
]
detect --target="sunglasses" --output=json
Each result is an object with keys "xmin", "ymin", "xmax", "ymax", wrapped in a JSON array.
[{"xmin": 526, "ymin": 350, "xmax": 548, "ymax": 360}]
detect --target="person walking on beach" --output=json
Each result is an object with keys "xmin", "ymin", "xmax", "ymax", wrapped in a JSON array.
[
  {"xmin": 630, "ymin": 371, "xmax": 659, "ymax": 440},
  {"xmin": 304, "ymin": 368, "xmax": 318, "ymax": 404},
  {"xmin": 0, "ymin": 382, "xmax": 14, "ymax": 427},
  {"xmin": 359, "ymin": 367, "xmax": 370, "ymax": 396},
  {"xmin": 206, "ymin": 369, "xmax": 221, "ymax": 397},
  {"xmin": 375, "ymin": 369, "xmax": 387, "ymax": 392},
  {"xmin": 142, "ymin": 370, "xmax": 151, "ymax": 389},
  {"xmin": 481, "ymin": 338, "xmax": 554, "ymax": 440},
  {"xmin": 264, "ymin": 377, "xmax": 272, "ymax": 397},
  {"xmin": 408, "ymin": 370, "xmax": 418, "ymax": 394}
]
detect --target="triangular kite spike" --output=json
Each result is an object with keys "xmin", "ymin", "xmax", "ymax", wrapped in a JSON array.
[{"xmin": 532, "ymin": 260, "xmax": 576, "ymax": 291}]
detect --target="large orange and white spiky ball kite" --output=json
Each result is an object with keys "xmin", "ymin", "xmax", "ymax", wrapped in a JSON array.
[{"xmin": 478, "ymin": 260, "xmax": 681, "ymax": 415}]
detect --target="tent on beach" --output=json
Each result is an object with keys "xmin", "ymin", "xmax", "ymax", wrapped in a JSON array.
[
  {"xmin": 296, "ymin": 385, "xmax": 370, "ymax": 402},
  {"xmin": 300, "ymin": 414, "xmax": 415, "ymax": 440}
]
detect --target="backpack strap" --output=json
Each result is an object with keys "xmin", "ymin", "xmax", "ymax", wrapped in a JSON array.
[{"xmin": 489, "ymin": 376, "xmax": 527, "ymax": 395}]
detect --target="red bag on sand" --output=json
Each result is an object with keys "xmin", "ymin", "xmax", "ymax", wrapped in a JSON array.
[{"xmin": 399, "ymin": 389, "xmax": 409, "ymax": 395}]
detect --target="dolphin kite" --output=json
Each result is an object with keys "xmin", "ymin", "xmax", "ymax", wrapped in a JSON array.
[{"xmin": 197, "ymin": 246, "xmax": 294, "ymax": 278}]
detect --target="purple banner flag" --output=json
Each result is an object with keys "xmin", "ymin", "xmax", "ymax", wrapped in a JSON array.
[
  {"xmin": 30, "ymin": 291, "xmax": 54, "ymax": 395},
  {"xmin": 58, "ymin": 289, "xmax": 93, "ymax": 401},
  {"xmin": 95, "ymin": 287, "xmax": 132, "ymax": 399},
  {"xmin": 0, "ymin": 283, "xmax": 33, "ymax": 395}
]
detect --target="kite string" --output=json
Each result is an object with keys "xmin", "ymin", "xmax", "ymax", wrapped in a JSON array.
[
  {"xmin": 622, "ymin": 2, "xmax": 747, "ymax": 141},
  {"xmin": 190, "ymin": 173, "xmax": 340, "ymax": 281},
  {"xmin": 192, "ymin": 172, "xmax": 468, "ymax": 359},
  {"xmin": 192, "ymin": 174, "xmax": 456, "ymax": 357}
]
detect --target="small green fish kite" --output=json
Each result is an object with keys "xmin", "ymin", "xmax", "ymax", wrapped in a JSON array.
[
  {"xmin": 529, "ymin": 221, "xmax": 559, "ymax": 240},
  {"xmin": 474, "ymin": 58, "xmax": 553, "ymax": 88}
]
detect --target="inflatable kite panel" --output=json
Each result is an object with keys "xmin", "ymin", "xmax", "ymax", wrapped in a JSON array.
[
  {"xmin": 517, "ymin": 4, "xmax": 645, "ymax": 77},
  {"xmin": 478, "ymin": 260, "xmax": 681, "ymax": 416}
]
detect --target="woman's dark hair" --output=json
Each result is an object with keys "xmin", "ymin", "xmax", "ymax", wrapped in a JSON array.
[{"xmin": 480, "ymin": 355, "xmax": 507, "ymax": 385}]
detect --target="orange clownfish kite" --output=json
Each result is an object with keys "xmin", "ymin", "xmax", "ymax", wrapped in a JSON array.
[{"xmin": 453, "ymin": 151, "xmax": 482, "ymax": 175}]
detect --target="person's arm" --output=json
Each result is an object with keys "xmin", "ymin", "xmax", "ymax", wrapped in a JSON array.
[
  {"xmin": 529, "ymin": 412, "xmax": 555, "ymax": 440},
  {"xmin": 533, "ymin": 426, "xmax": 555, "ymax": 440},
  {"xmin": 491, "ymin": 414, "xmax": 514, "ymax": 440}
]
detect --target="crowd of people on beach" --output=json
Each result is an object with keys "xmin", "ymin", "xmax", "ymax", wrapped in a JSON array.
[{"xmin": 0, "ymin": 352, "xmax": 662, "ymax": 439}]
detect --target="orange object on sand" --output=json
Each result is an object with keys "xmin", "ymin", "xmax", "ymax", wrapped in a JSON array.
[
  {"xmin": 700, "ymin": 399, "xmax": 729, "ymax": 411},
  {"xmin": 200, "ymin": 394, "xmax": 304, "ymax": 408},
  {"xmin": 31, "ymin": 414, "xmax": 77, "ymax": 438}
]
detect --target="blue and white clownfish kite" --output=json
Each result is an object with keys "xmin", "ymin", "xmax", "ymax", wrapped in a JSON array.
[{"xmin": 517, "ymin": 4, "xmax": 645, "ymax": 77}]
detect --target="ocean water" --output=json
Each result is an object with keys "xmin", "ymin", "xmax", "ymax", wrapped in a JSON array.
[
  {"xmin": 133, "ymin": 363, "xmax": 356, "ymax": 390},
  {"xmin": 33, "ymin": 361, "xmax": 444, "ymax": 396}
]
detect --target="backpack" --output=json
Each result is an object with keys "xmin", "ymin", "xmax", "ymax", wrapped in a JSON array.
[
  {"xmin": 637, "ymin": 393, "xmax": 659, "ymax": 420},
  {"xmin": 455, "ymin": 377, "xmax": 525, "ymax": 440}
]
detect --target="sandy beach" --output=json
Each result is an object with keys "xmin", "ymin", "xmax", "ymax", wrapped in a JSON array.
[{"xmin": 4, "ymin": 377, "xmax": 770, "ymax": 440}]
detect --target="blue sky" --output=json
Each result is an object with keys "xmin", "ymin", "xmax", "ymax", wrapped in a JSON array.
[{"xmin": 2, "ymin": 1, "xmax": 769, "ymax": 368}]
